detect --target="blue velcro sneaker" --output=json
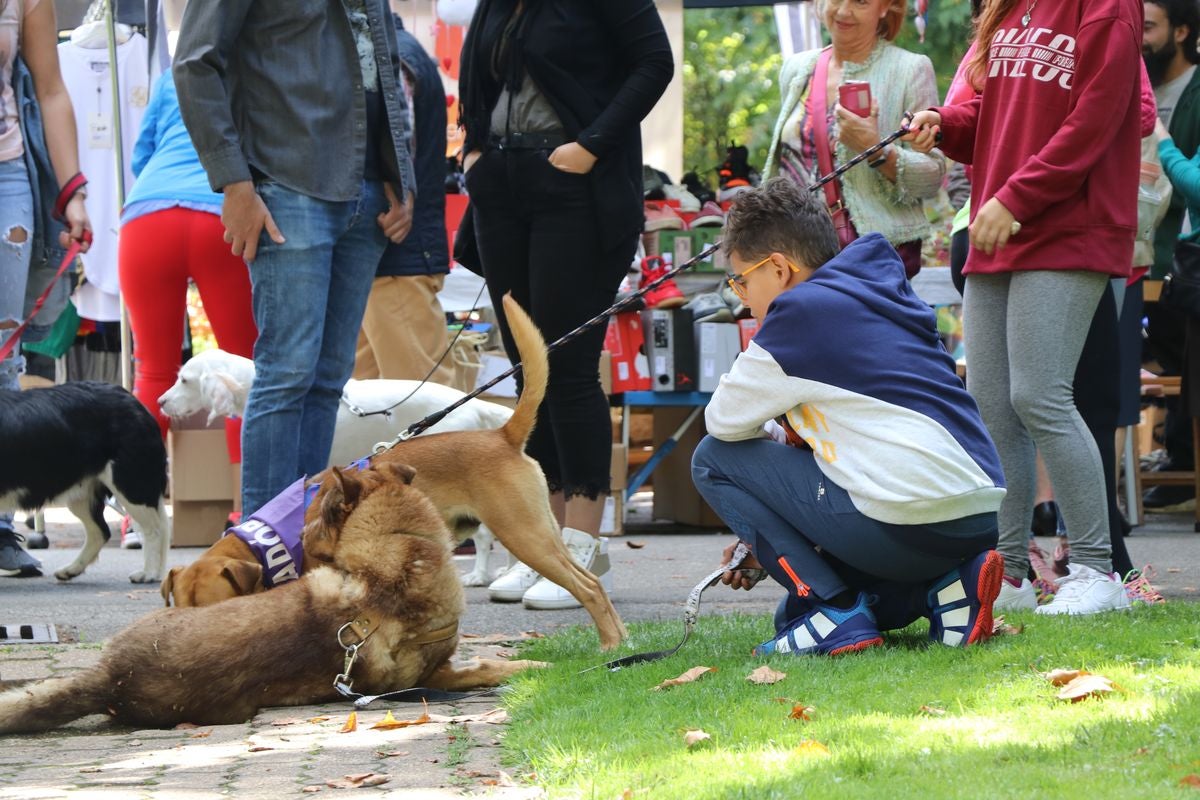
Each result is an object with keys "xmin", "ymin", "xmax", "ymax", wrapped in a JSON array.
[
  {"xmin": 927, "ymin": 549, "xmax": 1005, "ymax": 647},
  {"xmin": 754, "ymin": 592, "xmax": 883, "ymax": 657}
]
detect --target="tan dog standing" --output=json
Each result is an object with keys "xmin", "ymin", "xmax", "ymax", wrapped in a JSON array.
[
  {"xmin": 164, "ymin": 295, "xmax": 628, "ymax": 651},
  {"xmin": 0, "ymin": 463, "xmax": 545, "ymax": 733}
]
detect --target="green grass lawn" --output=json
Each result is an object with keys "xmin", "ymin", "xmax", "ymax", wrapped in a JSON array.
[{"xmin": 501, "ymin": 605, "xmax": 1200, "ymax": 799}]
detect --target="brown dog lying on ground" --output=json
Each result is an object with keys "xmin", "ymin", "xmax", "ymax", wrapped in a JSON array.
[
  {"xmin": 0, "ymin": 463, "xmax": 545, "ymax": 733},
  {"xmin": 163, "ymin": 294, "xmax": 628, "ymax": 651}
]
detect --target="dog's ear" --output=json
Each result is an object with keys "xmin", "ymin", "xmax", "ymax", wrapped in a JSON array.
[
  {"xmin": 381, "ymin": 462, "xmax": 417, "ymax": 485},
  {"xmin": 201, "ymin": 371, "xmax": 240, "ymax": 423},
  {"xmin": 220, "ymin": 560, "xmax": 263, "ymax": 596},
  {"xmin": 321, "ymin": 467, "xmax": 363, "ymax": 528},
  {"xmin": 160, "ymin": 567, "xmax": 180, "ymax": 607}
]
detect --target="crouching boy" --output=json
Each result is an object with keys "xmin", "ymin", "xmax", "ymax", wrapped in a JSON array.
[{"xmin": 692, "ymin": 178, "xmax": 1007, "ymax": 657}]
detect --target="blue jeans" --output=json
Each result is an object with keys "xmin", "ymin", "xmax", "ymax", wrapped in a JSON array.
[
  {"xmin": 0, "ymin": 158, "xmax": 34, "ymax": 535},
  {"xmin": 691, "ymin": 436, "xmax": 998, "ymax": 633},
  {"xmin": 240, "ymin": 179, "xmax": 387, "ymax": 515}
]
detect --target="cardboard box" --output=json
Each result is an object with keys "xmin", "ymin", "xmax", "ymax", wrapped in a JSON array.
[
  {"xmin": 599, "ymin": 350, "xmax": 612, "ymax": 396},
  {"xmin": 696, "ymin": 322, "xmax": 741, "ymax": 392},
  {"xmin": 738, "ymin": 318, "xmax": 760, "ymax": 351},
  {"xmin": 642, "ymin": 308, "xmax": 698, "ymax": 392},
  {"xmin": 691, "ymin": 228, "xmax": 726, "ymax": 272},
  {"xmin": 655, "ymin": 230, "xmax": 695, "ymax": 267},
  {"xmin": 611, "ymin": 443, "xmax": 628, "ymax": 491},
  {"xmin": 650, "ymin": 406, "xmax": 725, "ymax": 528},
  {"xmin": 171, "ymin": 499, "xmax": 233, "ymax": 548},
  {"xmin": 604, "ymin": 312, "xmax": 651, "ymax": 393}
]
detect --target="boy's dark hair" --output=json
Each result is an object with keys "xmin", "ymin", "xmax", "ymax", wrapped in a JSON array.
[
  {"xmin": 721, "ymin": 177, "xmax": 840, "ymax": 270},
  {"xmin": 1149, "ymin": 0, "xmax": 1200, "ymax": 65}
]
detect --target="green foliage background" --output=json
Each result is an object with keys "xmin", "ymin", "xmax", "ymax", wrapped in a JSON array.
[{"xmin": 682, "ymin": 1, "xmax": 974, "ymax": 188}]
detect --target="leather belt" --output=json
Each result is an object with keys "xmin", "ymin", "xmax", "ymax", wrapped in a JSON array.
[{"xmin": 488, "ymin": 131, "xmax": 568, "ymax": 150}]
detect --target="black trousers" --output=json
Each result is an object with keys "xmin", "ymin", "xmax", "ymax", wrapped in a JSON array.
[{"xmin": 468, "ymin": 147, "xmax": 637, "ymax": 499}]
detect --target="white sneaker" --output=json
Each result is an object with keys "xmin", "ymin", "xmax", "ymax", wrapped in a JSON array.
[
  {"xmin": 487, "ymin": 561, "xmax": 541, "ymax": 602},
  {"xmin": 1035, "ymin": 563, "xmax": 1132, "ymax": 615},
  {"xmin": 522, "ymin": 528, "xmax": 612, "ymax": 611},
  {"xmin": 994, "ymin": 576, "xmax": 1037, "ymax": 611},
  {"xmin": 120, "ymin": 518, "xmax": 143, "ymax": 550}
]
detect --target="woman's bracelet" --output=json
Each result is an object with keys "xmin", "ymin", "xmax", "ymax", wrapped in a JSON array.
[{"xmin": 52, "ymin": 173, "xmax": 88, "ymax": 222}]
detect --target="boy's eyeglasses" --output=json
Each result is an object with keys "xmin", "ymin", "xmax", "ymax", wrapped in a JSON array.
[{"xmin": 725, "ymin": 255, "xmax": 800, "ymax": 301}]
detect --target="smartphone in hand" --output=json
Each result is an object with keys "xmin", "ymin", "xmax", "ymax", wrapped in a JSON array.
[{"xmin": 839, "ymin": 81, "xmax": 872, "ymax": 118}]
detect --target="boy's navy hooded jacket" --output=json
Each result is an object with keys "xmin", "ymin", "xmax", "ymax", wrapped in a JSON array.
[{"xmin": 705, "ymin": 234, "xmax": 1006, "ymax": 525}]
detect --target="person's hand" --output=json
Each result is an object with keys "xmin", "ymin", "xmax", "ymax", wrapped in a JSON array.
[
  {"xmin": 834, "ymin": 99, "xmax": 882, "ymax": 154},
  {"xmin": 970, "ymin": 196, "xmax": 1018, "ymax": 256},
  {"xmin": 718, "ymin": 540, "xmax": 767, "ymax": 591},
  {"xmin": 463, "ymin": 149, "xmax": 482, "ymax": 173},
  {"xmin": 900, "ymin": 109, "xmax": 941, "ymax": 153},
  {"xmin": 221, "ymin": 181, "xmax": 284, "ymax": 263},
  {"xmin": 377, "ymin": 183, "xmax": 414, "ymax": 243},
  {"xmin": 59, "ymin": 194, "xmax": 92, "ymax": 252},
  {"xmin": 548, "ymin": 141, "xmax": 597, "ymax": 175},
  {"xmin": 1155, "ymin": 117, "xmax": 1172, "ymax": 144}
]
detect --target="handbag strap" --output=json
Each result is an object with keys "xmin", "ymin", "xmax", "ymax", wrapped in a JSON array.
[{"xmin": 807, "ymin": 47, "xmax": 843, "ymax": 216}]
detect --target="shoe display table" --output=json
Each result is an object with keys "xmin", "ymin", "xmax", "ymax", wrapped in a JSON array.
[{"xmin": 619, "ymin": 391, "xmax": 713, "ymax": 504}]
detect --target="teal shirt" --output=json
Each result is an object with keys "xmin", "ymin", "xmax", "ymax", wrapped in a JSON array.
[
  {"xmin": 122, "ymin": 71, "xmax": 225, "ymax": 216},
  {"xmin": 1159, "ymin": 137, "xmax": 1200, "ymax": 243}
]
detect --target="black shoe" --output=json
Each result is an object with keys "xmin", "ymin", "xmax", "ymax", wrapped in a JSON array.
[
  {"xmin": 1030, "ymin": 501, "xmax": 1059, "ymax": 536},
  {"xmin": 1119, "ymin": 512, "xmax": 1132, "ymax": 537},
  {"xmin": 1143, "ymin": 483, "xmax": 1196, "ymax": 512},
  {"xmin": 0, "ymin": 528, "xmax": 43, "ymax": 577}
]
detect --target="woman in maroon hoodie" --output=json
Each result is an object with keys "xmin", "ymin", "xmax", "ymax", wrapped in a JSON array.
[{"xmin": 905, "ymin": 0, "xmax": 1142, "ymax": 616}]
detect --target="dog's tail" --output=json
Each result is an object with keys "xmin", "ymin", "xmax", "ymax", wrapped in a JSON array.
[
  {"xmin": 500, "ymin": 293, "xmax": 548, "ymax": 449},
  {"xmin": 0, "ymin": 671, "xmax": 110, "ymax": 734}
]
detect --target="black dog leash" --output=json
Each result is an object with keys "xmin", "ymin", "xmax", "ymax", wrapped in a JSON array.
[
  {"xmin": 375, "ymin": 118, "xmax": 916, "ymax": 451},
  {"xmin": 579, "ymin": 541, "xmax": 752, "ymax": 673}
]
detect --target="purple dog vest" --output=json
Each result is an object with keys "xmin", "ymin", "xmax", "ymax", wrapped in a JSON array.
[{"xmin": 224, "ymin": 477, "xmax": 309, "ymax": 588}]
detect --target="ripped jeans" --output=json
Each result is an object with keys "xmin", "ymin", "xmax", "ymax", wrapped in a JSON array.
[{"xmin": 0, "ymin": 157, "xmax": 34, "ymax": 392}]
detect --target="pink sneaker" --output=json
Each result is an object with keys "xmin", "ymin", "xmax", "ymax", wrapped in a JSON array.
[
  {"xmin": 692, "ymin": 200, "xmax": 725, "ymax": 227},
  {"xmin": 639, "ymin": 256, "xmax": 686, "ymax": 309},
  {"xmin": 643, "ymin": 202, "xmax": 686, "ymax": 232}
]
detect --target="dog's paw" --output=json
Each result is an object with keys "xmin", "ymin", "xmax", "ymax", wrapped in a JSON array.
[
  {"xmin": 459, "ymin": 569, "xmax": 492, "ymax": 587},
  {"xmin": 128, "ymin": 570, "xmax": 161, "ymax": 584}
]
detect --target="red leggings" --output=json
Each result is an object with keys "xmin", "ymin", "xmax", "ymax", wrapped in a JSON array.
[{"xmin": 119, "ymin": 207, "xmax": 257, "ymax": 462}]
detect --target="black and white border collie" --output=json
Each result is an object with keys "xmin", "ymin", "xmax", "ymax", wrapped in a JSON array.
[{"xmin": 0, "ymin": 382, "xmax": 171, "ymax": 583}]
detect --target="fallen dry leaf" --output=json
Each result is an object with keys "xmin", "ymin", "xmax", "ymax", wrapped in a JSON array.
[
  {"xmin": 625, "ymin": 541, "xmax": 646, "ymax": 549},
  {"xmin": 173, "ymin": 722, "xmax": 198, "ymax": 730},
  {"xmin": 794, "ymin": 739, "xmax": 830, "ymax": 757},
  {"xmin": 339, "ymin": 712, "xmax": 358, "ymax": 733},
  {"xmin": 1167, "ymin": 568, "xmax": 1182, "ymax": 573},
  {"xmin": 746, "ymin": 666, "xmax": 787, "ymax": 685},
  {"xmin": 992, "ymin": 616, "xmax": 1024, "ymax": 636},
  {"xmin": 271, "ymin": 718, "xmax": 303, "ymax": 727},
  {"xmin": 1056, "ymin": 673, "xmax": 1121, "ymax": 702},
  {"xmin": 789, "ymin": 704, "xmax": 814, "ymax": 721},
  {"xmin": 1180, "ymin": 774, "xmax": 1200, "ymax": 788},
  {"xmin": 189, "ymin": 730, "xmax": 212, "ymax": 739},
  {"xmin": 652, "ymin": 666, "xmax": 717, "ymax": 691},
  {"xmin": 371, "ymin": 704, "xmax": 432, "ymax": 730},
  {"xmin": 247, "ymin": 745, "xmax": 274, "ymax": 753},
  {"xmin": 377, "ymin": 750, "xmax": 410, "ymax": 758},
  {"xmin": 308, "ymin": 716, "xmax": 331, "ymax": 724},
  {"xmin": 79, "ymin": 766, "xmax": 102, "ymax": 774},
  {"xmin": 1042, "ymin": 668, "xmax": 1089, "ymax": 687},
  {"xmin": 428, "ymin": 707, "xmax": 508, "ymax": 725},
  {"xmin": 302, "ymin": 786, "xmax": 322, "ymax": 793},
  {"xmin": 522, "ymin": 630, "xmax": 545, "ymax": 639},
  {"xmin": 683, "ymin": 729, "xmax": 712, "ymax": 748},
  {"xmin": 919, "ymin": 705, "xmax": 946, "ymax": 717}
]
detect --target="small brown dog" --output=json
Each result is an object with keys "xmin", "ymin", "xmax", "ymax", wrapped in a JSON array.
[
  {"xmin": 0, "ymin": 462, "xmax": 545, "ymax": 733},
  {"xmin": 164, "ymin": 294, "xmax": 628, "ymax": 651}
]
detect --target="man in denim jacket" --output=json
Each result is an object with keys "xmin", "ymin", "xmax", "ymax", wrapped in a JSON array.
[{"xmin": 174, "ymin": 0, "xmax": 417, "ymax": 515}]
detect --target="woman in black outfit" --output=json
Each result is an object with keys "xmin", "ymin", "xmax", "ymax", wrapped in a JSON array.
[{"xmin": 458, "ymin": 0, "xmax": 672, "ymax": 609}]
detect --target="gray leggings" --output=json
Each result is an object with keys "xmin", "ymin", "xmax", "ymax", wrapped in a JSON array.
[{"xmin": 963, "ymin": 270, "xmax": 1113, "ymax": 579}]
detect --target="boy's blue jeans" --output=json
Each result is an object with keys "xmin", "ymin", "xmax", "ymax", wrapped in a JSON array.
[
  {"xmin": 691, "ymin": 435, "xmax": 998, "ymax": 633},
  {"xmin": 240, "ymin": 180, "xmax": 387, "ymax": 515}
]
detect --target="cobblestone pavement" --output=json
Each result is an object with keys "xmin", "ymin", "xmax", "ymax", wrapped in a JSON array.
[{"xmin": 2, "ymin": 503, "xmax": 1197, "ymax": 797}]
